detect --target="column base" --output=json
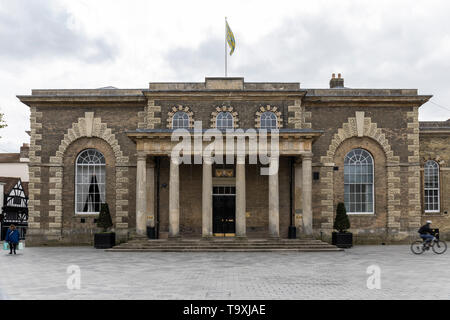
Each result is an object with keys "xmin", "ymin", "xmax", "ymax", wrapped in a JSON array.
[
  {"xmin": 235, "ymin": 236, "xmax": 248, "ymax": 241},
  {"xmin": 168, "ymin": 235, "xmax": 181, "ymax": 241}
]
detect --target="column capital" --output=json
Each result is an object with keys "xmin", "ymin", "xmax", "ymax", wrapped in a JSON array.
[
  {"xmin": 170, "ymin": 156, "xmax": 182, "ymax": 165},
  {"xmin": 203, "ymin": 155, "xmax": 214, "ymax": 165},
  {"xmin": 236, "ymin": 155, "xmax": 246, "ymax": 164},
  {"xmin": 136, "ymin": 152, "xmax": 147, "ymax": 162},
  {"xmin": 270, "ymin": 155, "xmax": 280, "ymax": 162},
  {"xmin": 302, "ymin": 153, "xmax": 313, "ymax": 161}
]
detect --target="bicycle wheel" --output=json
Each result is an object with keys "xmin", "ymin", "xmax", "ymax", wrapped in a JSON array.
[
  {"xmin": 432, "ymin": 240, "xmax": 447, "ymax": 254},
  {"xmin": 411, "ymin": 241, "xmax": 425, "ymax": 254}
]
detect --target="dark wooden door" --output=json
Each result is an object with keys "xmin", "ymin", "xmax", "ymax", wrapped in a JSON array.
[{"xmin": 213, "ymin": 195, "xmax": 236, "ymax": 236}]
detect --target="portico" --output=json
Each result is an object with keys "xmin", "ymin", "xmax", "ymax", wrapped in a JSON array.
[{"xmin": 129, "ymin": 130, "xmax": 321, "ymax": 239}]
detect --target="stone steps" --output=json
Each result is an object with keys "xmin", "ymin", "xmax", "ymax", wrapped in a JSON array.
[
  {"xmin": 107, "ymin": 248, "xmax": 342, "ymax": 252},
  {"xmin": 107, "ymin": 239, "xmax": 343, "ymax": 252}
]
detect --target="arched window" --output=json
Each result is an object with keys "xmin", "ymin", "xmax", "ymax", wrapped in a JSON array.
[
  {"xmin": 172, "ymin": 111, "xmax": 190, "ymax": 129},
  {"xmin": 216, "ymin": 112, "xmax": 234, "ymax": 130},
  {"xmin": 424, "ymin": 160, "xmax": 440, "ymax": 212},
  {"xmin": 260, "ymin": 112, "xmax": 278, "ymax": 130},
  {"xmin": 344, "ymin": 149, "xmax": 374, "ymax": 214},
  {"xmin": 75, "ymin": 149, "xmax": 106, "ymax": 214}
]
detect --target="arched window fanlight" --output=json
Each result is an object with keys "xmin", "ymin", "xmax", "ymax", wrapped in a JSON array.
[
  {"xmin": 344, "ymin": 149, "xmax": 374, "ymax": 214},
  {"xmin": 255, "ymin": 105, "xmax": 283, "ymax": 129},
  {"xmin": 172, "ymin": 111, "xmax": 190, "ymax": 129},
  {"xmin": 260, "ymin": 111, "xmax": 278, "ymax": 130},
  {"xmin": 216, "ymin": 112, "xmax": 234, "ymax": 130},
  {"xmin": 75, "ymin": 149, "xmax": 106, "ymax": 214},
  {"xmin": 167, "ymin": 106, "xmax": 194, "ymax": 129}
]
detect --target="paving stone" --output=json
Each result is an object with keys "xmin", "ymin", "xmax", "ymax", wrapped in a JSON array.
[{"xmin": 0, "ymin": 245, "xmax": 449, "ymax": 300}]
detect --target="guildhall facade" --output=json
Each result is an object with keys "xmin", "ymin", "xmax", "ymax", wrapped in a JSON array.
[{"xmin": 17, "ymin": 75, "xmax": 450, "ymax": 245}]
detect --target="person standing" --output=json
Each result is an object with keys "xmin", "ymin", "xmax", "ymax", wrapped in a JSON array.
[{"xmin": 5, "ymin": 225, "xmax": 20, "ymax": 255}]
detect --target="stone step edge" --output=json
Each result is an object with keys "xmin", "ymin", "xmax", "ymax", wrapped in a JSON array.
[{"xmin": 106, "ymin": 248, "xmax": 343, "ymax": 252}]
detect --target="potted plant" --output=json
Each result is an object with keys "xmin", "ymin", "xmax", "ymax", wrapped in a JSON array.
[
  {"xmin": 94, "ymin": 203, "xmax": 116, "ymax": 249},
  {"xmin": 332, "ymin": 202, "xmax": 353, "ymax": 248}
]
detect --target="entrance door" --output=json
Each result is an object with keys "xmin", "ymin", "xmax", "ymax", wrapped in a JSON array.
[{"xmin": 213, "ymin": 186, "xmax": 236, "ymax": 237}]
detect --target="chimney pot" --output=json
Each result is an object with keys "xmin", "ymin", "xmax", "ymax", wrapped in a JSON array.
[{"xmin": 330, "ymin": 73, "xmax": 344, "ymax": 88}]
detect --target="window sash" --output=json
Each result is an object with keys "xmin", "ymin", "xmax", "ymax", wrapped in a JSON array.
[
  {"xmin": 172, "ymin": 112, "xmax": 190, "ymax": 129},
  {"xmin": 424, "ymin": 161, "xmax": 440, "ymax": 212},
  {"xmin": 260, "ymin": 112, "xmax": 278, "ymax": 130},
  {"xmin": 344, "ymin": 149, "xmax": 374, "ymax": 214},
  {"xmin": 216, "ymin": 112, "xmax": 234, "ymax": 130},
  {"xmin": 75, "ymin": 150, "xmax": 106, "ymax": 215}
]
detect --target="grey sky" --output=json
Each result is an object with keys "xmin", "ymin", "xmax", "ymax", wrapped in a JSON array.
[{"xmin": 0, "ymin": 0, "xmax": 449, "ymax": 152}]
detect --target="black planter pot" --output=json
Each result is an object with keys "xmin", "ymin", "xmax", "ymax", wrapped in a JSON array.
[
  {"xmin": 94, "ymin": 232, "xmax": 116, "ymax": 249},
  {"xmin": 332, "ymin": 232, "xmax": 353, "ymax": 248}
]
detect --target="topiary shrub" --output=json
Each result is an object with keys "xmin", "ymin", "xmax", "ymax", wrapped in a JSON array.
[
  {"xmin": 97, "ymin": 203, "xmax": 113, "ymax": 233},
  {"xmin": 333, "ymin": 202, "xmax": 350, "ymax": 233}
]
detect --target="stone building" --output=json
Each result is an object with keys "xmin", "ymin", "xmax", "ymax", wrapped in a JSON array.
[{"xmin": 17, "ymin": 75, "xmax": 449, "ymax": 246}]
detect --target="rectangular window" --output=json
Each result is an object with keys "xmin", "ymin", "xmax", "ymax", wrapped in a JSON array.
[
  {"xmin": 13, "ymin": 196, "xmax": 22, "ymax": 205},
  {"xmin": 424, "ymin": 161, "xmax": 440, "ymax": 213}
]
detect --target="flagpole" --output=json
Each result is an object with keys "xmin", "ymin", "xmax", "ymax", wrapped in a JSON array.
[{"xmin": 225, "ymin": 17, "xmax": 228, "ymax": 77}]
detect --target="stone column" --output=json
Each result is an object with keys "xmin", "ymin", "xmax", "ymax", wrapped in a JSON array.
[
  {"xmin": 268, "ymin": 157, "xmax": 280, "ymax": 238},
  {"xmin": 146, "ymin": 158, "xmax": 156, "ymax": 228},
  {"xmin": 169, "ymin": 156, "xmax": 180, "ymax": 238},
  {"xmin": 136, "ymin": 153, "xmax": 147, "ymax": 236},
  {"xmin": 202, "ymin": 156, "xmax": 213, "ymax": 238},
  {"xmin": 236, "ymin": 155, "xmax": 246, "ymax": 238},
  {"xmin": 294, "ymin": 158, "xmax": 303, "ymax": 232},
  {"xmin": 302, "ymin": 153, "xmax": 313, "ymax": 236}
]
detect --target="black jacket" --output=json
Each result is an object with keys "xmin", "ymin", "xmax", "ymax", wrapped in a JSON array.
[{"xmin": 418, "ymin": 224, "xmax": 433, "ymax": 235}]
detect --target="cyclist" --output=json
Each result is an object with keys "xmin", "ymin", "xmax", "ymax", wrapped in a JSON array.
[{"xmin": 418, "ymin": 220, "xmax": 435, "ymax": 248}]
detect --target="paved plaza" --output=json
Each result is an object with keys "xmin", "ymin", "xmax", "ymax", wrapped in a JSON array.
[{"xmin": 0, "ymin": 245, "xmax": 448, "ymax": 300}]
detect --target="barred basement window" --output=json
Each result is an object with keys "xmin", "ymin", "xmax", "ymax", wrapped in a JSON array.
[
  {"xmin": 260, "ymin": 112, "xmax": 278, "ymax": 130},
  {"xmin": 216, "ymin": 112, "xmax": 234, "ymax": 130},
  {"xmin": 172, "ymin": 111, "xmax": 190, "ymax": 129},
  {"xmin": 75, "ymin": 149, "xmax": 106, "ymax": 214},
  {"xmin": 424, "ymin": 160, "xmax": 440, "ymax": 213},
  {"xmin": 344, "ymin": 149, "xmax": 374, "ymax": 214}
]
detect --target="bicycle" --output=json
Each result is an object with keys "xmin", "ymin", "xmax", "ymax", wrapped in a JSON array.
[{"xmin": 411, "ymin": 234, "xmax": 447, "ymax": 255}]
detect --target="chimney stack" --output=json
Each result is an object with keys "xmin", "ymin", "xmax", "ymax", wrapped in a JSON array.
[
  {"xmin": 20, "ymin": 143, "xmax": 30, "ymax": 160},
  {"xmin": 330, "ymin": 73, "xmax": 344, "ymax": 88}
]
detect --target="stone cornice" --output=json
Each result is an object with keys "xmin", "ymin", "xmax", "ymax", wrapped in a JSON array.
[
  {"xmin": 142, "ymin": 90, "xmax": 307, "ymax": 101},
  {"xmin": 419, "ymin": 129, "xmax": 450, "ymax": 135},
  {"xmin": 126, "ymin": 129, "xmax": 323, "ymax": 140},
  {"xmin": 17, "ymin": 95, "xmax": 147, "ymax": 107},
  {"xmin": 304, "ymin": 95, "xmax": 432, "ymax": 107}
]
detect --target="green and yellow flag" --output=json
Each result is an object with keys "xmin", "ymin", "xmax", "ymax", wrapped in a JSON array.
[{"xmin": 226, "ymin": 20, "xmax": 236, "ymax": 56}]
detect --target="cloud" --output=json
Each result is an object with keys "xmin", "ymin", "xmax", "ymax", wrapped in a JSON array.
[
  {"xmin": 0, "ymin": 0, "xmax": 449, "ymax": 154},
  {"xmin": 166, "ymin": 38, "xmax": 225, "ymax": 80},
  {"xmin": 163, "ymin": 4, "xmax": 450, "ymax": 120},
  {"xmin": 0, "ymin": 0, "xmax": 117, "ymax": 63}
]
